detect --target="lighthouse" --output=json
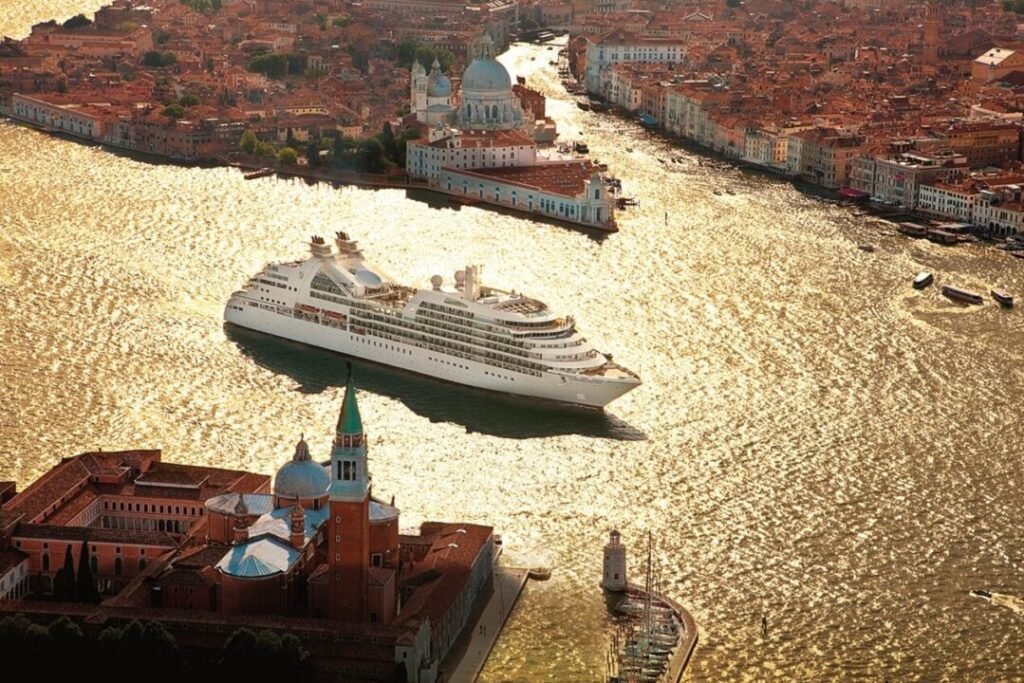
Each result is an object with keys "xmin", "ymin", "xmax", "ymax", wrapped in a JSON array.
[{"xmin": 601, "ymin": 529, "xmax": 628, "ymax": 592}]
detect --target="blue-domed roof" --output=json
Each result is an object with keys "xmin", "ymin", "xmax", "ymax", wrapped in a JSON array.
[
  {"xmin": 428, "ymin": 73, "xmax": 452, "ymax": 98},
  {"xmin": 462, "ymin": 57, "xmax": 512, "ymax": 93},
  {"xmin": 274, "ymin": 437, "xmax": 330, "ymax": 500}
]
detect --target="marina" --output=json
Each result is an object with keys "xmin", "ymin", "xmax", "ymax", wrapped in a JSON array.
[{"xmin": 601, "ymin": 532, "xmax": 698, "ymax": 683}]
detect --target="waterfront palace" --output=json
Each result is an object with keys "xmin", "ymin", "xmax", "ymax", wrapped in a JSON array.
[{"xmin": 0, "ymin": 372, "xmax": 494, "ymax": 682}]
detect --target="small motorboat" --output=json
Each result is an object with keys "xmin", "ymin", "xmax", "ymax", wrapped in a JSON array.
[
  {"xmin": 725, "ymin": 188, "xmax": 735, "ymax": 195},
  {"xmin": 941, "ymin": 285, "xmax": 984, "ymax": 305},
  {"xmin": 992, "ymin": 288, "xmax": 1014, "ymax": 307},
  {"xmin": 858, "ymin": 243, "xmax": 875, "ymax": 252},
  {"xmin": 913, "ymin": 272, "xmax": 934, "ymax": 289},
  {"xmin": 971, "ymin": 589, "xmax": 993, "ymax": 600},
  {"xmin": 1012, "ymin": 251, "xmax": 1024, "ymax": 260}
]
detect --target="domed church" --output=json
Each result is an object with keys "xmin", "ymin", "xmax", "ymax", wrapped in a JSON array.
[
  {"xmin": 411, "ymin": 58, "xmax": 455, "ymax": 127},
  {"xmin": 457, "ymin": 33, "xmax": 523, "ymax": 131}
]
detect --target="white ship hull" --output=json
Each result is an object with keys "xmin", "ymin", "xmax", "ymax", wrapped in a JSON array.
[{"xmin": 225, "ymin": 299, "xmax": 637, "ymax": 408}]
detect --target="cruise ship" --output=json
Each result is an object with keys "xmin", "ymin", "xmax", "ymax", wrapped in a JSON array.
[{"xmin": 224, "ymin": 232, "xmax": 640, "ymax": 407}]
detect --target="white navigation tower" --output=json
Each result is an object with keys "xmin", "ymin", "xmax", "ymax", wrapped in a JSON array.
[{"xmin": 602, "ymin": 529, "xmax": 628, "ymax": 591}]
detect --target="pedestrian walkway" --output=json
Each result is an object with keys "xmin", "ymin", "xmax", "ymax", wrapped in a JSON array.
[{"xmin": 445, "ymin": 567, "xmax": 529, "ymax": 683}]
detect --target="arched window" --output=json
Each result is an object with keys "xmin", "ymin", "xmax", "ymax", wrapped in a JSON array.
[
  {"xmin": 90, "ymin": 555, "xmax": 98, "ymax": 575},
  {"xmin": 42, "ymin": 554, "xmax": 50, "ymax": 571},
  {"xmin": 114, "ymin": 557, "xmax": 123, "ymax": 576},
  {"xmin": 491, "ymin": 104, "xmax": 498, "ymax": 120},
  {"xmin": 138, "ymin": 559, "xmax": 147, "ymax": 572}
]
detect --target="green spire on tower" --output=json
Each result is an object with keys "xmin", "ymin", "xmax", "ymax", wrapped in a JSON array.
[{"xmin": 337, "ymin": 363, "xmax": 363, "ymax": 435}]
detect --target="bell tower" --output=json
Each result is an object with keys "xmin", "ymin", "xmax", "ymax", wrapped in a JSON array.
[
  {"xmin": 327, "ymin": 366, "xmax": 371, "ymax": 621},
  {"xmin": 923, "ymin": 0, "xmax": 940, "ymax": 67}
]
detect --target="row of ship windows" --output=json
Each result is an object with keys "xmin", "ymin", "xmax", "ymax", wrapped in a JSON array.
[
  {"xmin": 351, "ymin": 335, "xmax": 413, "ymax": 356},
  {"xmin": 417, "ymin": 308, "xmax": 574, "ymax": 343},
  {"xmin": 258, "ymin": 301, "xmax": 543, "ymax": 376},
  {"xmin": 356, "ymin": 314, "xmax": 543, "ymax": 365},
  {"xmin": 357, "ymin": 324, "xmax": 543, "ymax": 377}
]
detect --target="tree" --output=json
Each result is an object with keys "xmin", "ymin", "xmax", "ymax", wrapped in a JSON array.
[
  {"xmin": 142, "ymin": 51, "xmax": 176, "ymax": 68},
  {"xmin": 397, "ymin": 38, "xmax": 420, "ymax": 68},
  {"xmin": 379, "ymin": 122, "xmax": 398, "ymax": 161},
  {"xmin": 47, "ymin": 616, "xmax": 83, "ymax": 657},
  {"xmin": 62, "ymin": 14, "xmax": 92, "ymax": 30},
  {"xmin": 179, "ymin": 94, "xmax": 201, "ymax": 107},
  {"xmin": 278, "ymin": 632, "xmax": 308, "ymax": 670},
  {"xmin": 305, "ymin": 139, "xmax": 324, "ymax": 167},
  {"xmin": 726, "ymin": 0, "xmax": 742, "ymax": 6},
  {"xmin": 358, "ymin": 137, "xmax": 386, "ymax": 173},
  {"xmin": 97, "ymin": 625, "xmax": 125, "ymax": 655},
  {"xmin": 240, "ymin": 130, "xmax": 257, "ymax": 154},
  {"xmin": 247, "ymin": 53, "xmax": 289, "ymax": 79},
  {"xmin": 287, "ymin": 54, "xmax": 307, "ymax": 75},
  {"xmin": 222, "ymin": 627, "xmax": 258, "ymax": 672},
  {"xmin": 54, "ymin": 544, "xmax": 76, "ymax": 601},
  {"xmin": 141, "ymin": 620, "xmax": 178, "ymax": 666},
  {"xmin": 76, "ymin": 540, "xmax": 100, "ymax": 603},
  {"xmin": 277, "ymin": 147, "xmax": 298, "ymax": 165},
  {"xmin": 255, "ymin": 141, "xmax": 277, "ymax": 159},
  {"xmin": 162, "ymin": 104, "xmax": 185, "ymax": 119}
]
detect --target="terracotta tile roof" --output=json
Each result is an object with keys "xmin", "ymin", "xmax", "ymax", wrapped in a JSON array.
[
  {"xmin": 0, "ymin": 550, "xmax": 28, "ymax": 574},
  {"xmin": 457, "ymin": 160, "xmax": 599, "ymax": 197},
  {"xmin": 13, "ymin": 524, "xmax": 177, "ymax": 547},
  {"xmin": 396, "ymin": 522, "xmax": 493, "ymax": 626},
  {"xmin": 46, "ymin": 487, "xmax": 99, "ymax": 525},
  {"xmin": 1, "ymin": 458, "xmax": 90, "ymax": 524}
]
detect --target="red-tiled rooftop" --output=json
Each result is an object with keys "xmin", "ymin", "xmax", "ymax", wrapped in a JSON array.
[
  {"xmin": 456, "ymin": 160, "xmax": 599, "ymax": 196},
  {"xmin": 14, "ymin": 523, "xmax": 177, "ymax": 547},
  {"xmin": 0, "ymin": 550, "xmax": 28, "ymax": 574}
]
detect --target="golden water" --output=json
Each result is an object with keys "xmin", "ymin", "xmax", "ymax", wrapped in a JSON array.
[{"xmin": 2, "ymin": 5, "xmax": 1023, "ymax": 680}]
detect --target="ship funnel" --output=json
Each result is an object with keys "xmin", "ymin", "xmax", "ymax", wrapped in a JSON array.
[
  {"xmin": 334, "ymin": 231, "xmax": 357, "ymax": 255},
  {"xmin": 463, "ymin": 265, "xmax": 482, "ymax": 302},
  {"xmin": 310, "ymin": 235, "xmax": 332, "ymax": 258}
]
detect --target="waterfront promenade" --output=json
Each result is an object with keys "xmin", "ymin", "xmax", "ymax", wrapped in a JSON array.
[{"xmin": 445, "ymin": 567, "xmax": 529, "ymax": 683}]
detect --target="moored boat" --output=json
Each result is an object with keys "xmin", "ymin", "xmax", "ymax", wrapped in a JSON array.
[
  {"xmin": 897, "ymin": 222, "xmax": 928, "ymax": 238},
  {"xmin": 858, "ymin": 243, "xmax": 875, "ymax": 252},
  {"xmin": 1012, "ymin": 251, "xmax": 1024, "ymax": 260},
  {"xmin": 913, "ymin": 272, "xmax": 934, "ymax": 289},
  {"xmin": 941, "ymin": 285, "xmax": 984, "ymax": 305},
  {"xmin": 991, "ymin": 289, "xmax": 1014, "ymax": 307}
]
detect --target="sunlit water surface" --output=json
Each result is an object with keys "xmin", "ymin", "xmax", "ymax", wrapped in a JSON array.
[{"xmin": 2, "ymin": 6, "xmax": 1023, "ymax": 681}]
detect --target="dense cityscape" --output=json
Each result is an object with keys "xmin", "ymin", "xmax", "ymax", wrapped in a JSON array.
[{"xmin": 2, "ymin": 0, "xmax": 1024, "ymax": 681}]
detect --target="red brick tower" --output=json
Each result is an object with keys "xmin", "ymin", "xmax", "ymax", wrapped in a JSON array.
[
  {"xmin": 327, "ymin": 368, "xmax": 370, "ymax": 621},
  {"xmin": 923, "ymin": 0, "xmax": 940, "ymax": 67}
]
